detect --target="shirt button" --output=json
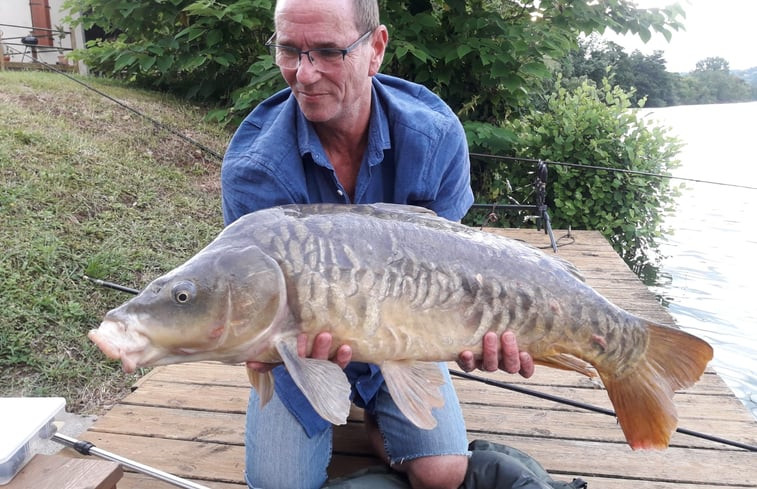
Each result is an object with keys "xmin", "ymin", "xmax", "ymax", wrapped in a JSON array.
[{"xmin": 337, "ymin": 189, "xmax": 344, "ymax": 197}]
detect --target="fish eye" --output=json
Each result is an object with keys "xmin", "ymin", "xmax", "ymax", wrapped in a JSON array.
[{"xmin": 172, "ymin": 281, "xmax": 196, "ymax": 305}]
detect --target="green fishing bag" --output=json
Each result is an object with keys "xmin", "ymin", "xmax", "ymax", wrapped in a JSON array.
[{"xmin": 323, "ymin": 439, "xmax": 587, "ymax": 489}]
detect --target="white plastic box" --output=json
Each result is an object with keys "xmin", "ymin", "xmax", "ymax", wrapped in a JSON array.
[{"xmin": 0, "ymin": 397, "xmax": 66, "ymax": 485}]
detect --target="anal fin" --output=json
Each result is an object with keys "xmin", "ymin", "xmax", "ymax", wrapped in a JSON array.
[
  {"xmin": 535, "ymin": 353, "xmax": 597, "ymax": 378},
  {"xmin": 381, "ymin": 361, "xmax": 447, "ymax": 429}
]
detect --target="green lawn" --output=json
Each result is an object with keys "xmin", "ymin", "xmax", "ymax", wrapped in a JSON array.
[{"xmin": 0, "ymin": 70, "xmax": 232, "ymax": 413}]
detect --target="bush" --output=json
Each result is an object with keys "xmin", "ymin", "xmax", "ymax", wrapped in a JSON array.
[
  {"xmin": 64, "ymin": 0, "xmax": 279, "ymax": 112},
  {"xmin": 469, "ymin": 78, "xmax": 682, "ymax": 265}
]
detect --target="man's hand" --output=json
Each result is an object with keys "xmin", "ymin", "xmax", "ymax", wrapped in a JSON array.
[
  {"xmin": 246, "ymin": 332, "xmax": 353, "ymax": 372},
  {"xmin": 298, "ymin": 332, "xmax": 353, "ymax": 368},
  {"xmin": 457, "ymin": 331, "xmax": 535, "ymax": 378}
]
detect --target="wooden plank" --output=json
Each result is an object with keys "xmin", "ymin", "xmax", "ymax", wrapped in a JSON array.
[
  {"xmin": 460, "ymin": 405, "xmax": 756, "ymax": 449},
  {"xmin": 118, "ymin": 381, "xmax": 248, "ymax": 413},
  {"xmin": 452, "ymin": 378, "xmax": 754, "ymax": 422},
  {"xmin": 576, "ymin": 477, "xmax": 749, "ymax": 489},
  {"xmin": 475, "ymin": 434, "xmax": 756, "ymax": 487},
  {"xmin": 91, "ymin": 405, "xmax": 245, "ymax": 444},
  {"xmin": 457, "ymin": 365, "xmax": 731, "ymax": 395},
  {"xmin": 148, "ymin": 361, "xmax": 732, "ymax": 396},
  {"xmin": 116, "ymin": 472, "xmax": 245, "ymax": 489},
  {"xmin": 71, "ymin": 432, "xmax": 246, "ymax": 485},
  {"xmin": 5, "ymin": 454, "xmax": 122, "ymax": 489}
]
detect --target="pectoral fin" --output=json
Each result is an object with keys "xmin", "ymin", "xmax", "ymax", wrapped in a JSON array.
[
  {"xmin": 275, "ymin": 340, "xmax": 351, "ymax": 425},
  {"xmin": 247, "ymin": 368, "xmax": 275, "ymax": 406},
  {"xmin": 380, "ymin": 361, "xmax": 447, "ymax": 429}
]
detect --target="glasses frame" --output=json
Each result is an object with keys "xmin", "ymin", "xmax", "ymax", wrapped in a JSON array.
[{"xmin": 265, "ymin": 30, "xmax": 374, "ymax": 70}]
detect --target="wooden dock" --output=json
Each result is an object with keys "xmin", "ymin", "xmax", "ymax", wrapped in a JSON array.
[{"xmin": 64, "ymin": 229, "xmax": 757, "ymax": 488}]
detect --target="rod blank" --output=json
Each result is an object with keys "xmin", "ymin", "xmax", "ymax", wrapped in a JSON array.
[{"xmin": 52, "ymin": 433, "xmax": 211, "ymax": 489}]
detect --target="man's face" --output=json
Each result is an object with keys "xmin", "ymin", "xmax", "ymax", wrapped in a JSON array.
[{"xmin": 274, "ymin": 0, "xmax": 382, "ymax": 126}]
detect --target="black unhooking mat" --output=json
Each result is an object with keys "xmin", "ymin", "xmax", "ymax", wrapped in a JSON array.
[{"xmin": 323, "ymin": 439, "xmax": 587, "ymax": 489}]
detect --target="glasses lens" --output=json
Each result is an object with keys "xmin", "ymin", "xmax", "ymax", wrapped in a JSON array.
[
  {"xmin": 271, "ymin": 46, "xmax": 299, "ymax": 70},
  {"xmin": 310, "ymin": 50, "xmax": 344, "ymax": 71},
  {"xmin": 271, "ymin": 47, "xmax": 345, "ymax": 72}
]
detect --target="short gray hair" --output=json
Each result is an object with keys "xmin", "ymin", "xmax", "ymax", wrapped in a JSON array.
[
  {"xmin": 275, "ymin": 0, "xmax": 379, "ymax": 33},
  {"xmin": 354, "ymin": 0, "xmax": 380, "ymax": 33}
]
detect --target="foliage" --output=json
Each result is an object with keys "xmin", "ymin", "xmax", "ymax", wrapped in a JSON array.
[
  {"xmin": 562, "ymin": 36, "xmax": 675, "ymax": 107},
  {"xmin": 469, "ymin": 78, "xmax": 683, "ymax": 265},
  {"xmin": 64, "ymin": 0, "xmax": 685, "ymax": 125},
  {"xmin": 564, "ymin": 38, "xmax": 757, "ymax": 107},
  {"xmin": 62, "ymin": 0, "xmax": 280, "ymax": 110},
  {"xmin": 733, "ymin": 66, "xmax": 757, "ymax": 86},
  {"xmin": 674, "ymin": 57, "xmax": 756, "ymax": 105},
  {"xmin": 0, "ymin": 71, "xmax": 229, "ymax": 413}
]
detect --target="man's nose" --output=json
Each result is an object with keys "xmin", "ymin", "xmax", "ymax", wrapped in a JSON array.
[{"xmin": 296, "ymin": 53, "xmax": 320, "ymax": 82}]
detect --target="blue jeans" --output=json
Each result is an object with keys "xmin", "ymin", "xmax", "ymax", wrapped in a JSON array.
[{"xmin": 244, "ymin": 363, "xmax": 469, "ymax": 489}]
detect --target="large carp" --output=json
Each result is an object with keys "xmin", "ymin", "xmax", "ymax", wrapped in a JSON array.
[{"xmin": 89, "ymin": 203, "xmax": 713, "ymax": 450}]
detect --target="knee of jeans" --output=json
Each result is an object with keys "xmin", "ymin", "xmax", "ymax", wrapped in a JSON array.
[{"xmin": 405, "ymin": 455, "xmax": 468, "ymax": 489}]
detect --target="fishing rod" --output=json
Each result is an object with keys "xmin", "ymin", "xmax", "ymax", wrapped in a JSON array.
[
  {"xmin": 83, "ymin": 275, "xmax": 140, "ymax": 295},
  {"xmin": 449, "ymin": 369, "xmax": 757, "ymax": 452},
  {"xmin": 52, "ymin": 432, "xmax": 211, "ymax": 489},
  {"xmin": 470, "ymin": 152, "xmax": 757, "ymax": 191},
  {"xmin": 85, "ymin": 277, "xmax": 757, "ymax": 453}
]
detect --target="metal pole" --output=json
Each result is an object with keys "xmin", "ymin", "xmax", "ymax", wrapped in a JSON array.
[
  {"xmin": 83, "ymin": 275, "xmax": 141, "ymax": 295},
  {"xmin": 52, "ymin": 433, "xmax": 212, "ymax": 489}
]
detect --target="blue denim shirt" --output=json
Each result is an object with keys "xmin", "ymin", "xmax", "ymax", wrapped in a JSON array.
[{"xmin": 221, "ymin": 73, "xmax": 473, "ymax": 436}]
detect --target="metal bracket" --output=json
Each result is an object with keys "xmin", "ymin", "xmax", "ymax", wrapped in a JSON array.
[{"xmin": 471, "ymin": 159, "xmax": 558, "ymax": 252}]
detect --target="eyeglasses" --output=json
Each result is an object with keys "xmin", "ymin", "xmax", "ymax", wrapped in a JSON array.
[{"xmin": 265, "ymin": 30, "xmax": 373, "ymax": 72}]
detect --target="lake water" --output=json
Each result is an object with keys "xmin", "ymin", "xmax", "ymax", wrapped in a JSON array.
[{"xmin": 640, "ymin": 101, "xmax": 757, "ymax": 420}]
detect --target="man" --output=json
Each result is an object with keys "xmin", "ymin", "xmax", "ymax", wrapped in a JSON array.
[{"xmin": 221, "ymin": 0, "xmax": 534, "ymax": 487}]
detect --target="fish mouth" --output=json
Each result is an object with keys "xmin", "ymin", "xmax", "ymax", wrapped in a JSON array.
[{"xmin": 88, "ymin": 319, "xmax": 152, "ymax": 373}]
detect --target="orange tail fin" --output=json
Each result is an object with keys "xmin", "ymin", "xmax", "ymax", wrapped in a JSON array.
[{"xmin": 598, "ymin": 322, "xmax": 713, "ymax": 450}]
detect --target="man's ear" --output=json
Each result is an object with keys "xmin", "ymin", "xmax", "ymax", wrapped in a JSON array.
[{"xmin": 368, "ymin": 25, "xmax": 389, "ymax": 76}]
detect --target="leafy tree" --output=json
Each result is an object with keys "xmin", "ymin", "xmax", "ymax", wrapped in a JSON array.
[
  {"xmin": 675, "ymin": 56, "xmax": 754, "ymax": 104},
  {"xmin": 694, "ymin": 56, "xmax": 730, "ymax": 73},
  {"xmin": 561, "ymin": 36, "xmax": 674, "ymax": 107},
  {"xmin": 64, "ymin": 0, "xmax": 685, "ymax": 125},
  {"xmin": 64, "ymin": 0, "xmax": 278, "ymax": 105},
  {"xmin": 732, "ymin": 67, "xmax": 757, "ymax": 86},
  {"xmin": 626, "ymin": 50, "xmax": 674, "ymax": 106}
]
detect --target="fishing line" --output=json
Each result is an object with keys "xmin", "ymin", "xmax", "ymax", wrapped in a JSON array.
[
  {"xmin": 82, "ymin": 278, "xmax": 757, "ymax": 452},
  {"xmin": 449, "ymin": 369, "xmax": 757, "ymax": 452},
  {"xmin": 9, "ymin": 45, "xmax": 753, "ymax": 192},
  {"xmin": 4, "ymin": 44, "xmax": 224, "ymax": 162},
  {"xmin": 470, "ymin": 153, "xmax": 757, "ymax": 191}
]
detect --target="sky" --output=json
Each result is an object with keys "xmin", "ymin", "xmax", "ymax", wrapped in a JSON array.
[{"xmin": 603, "ymin": 0, "xmax": 757, "ymax": 73}]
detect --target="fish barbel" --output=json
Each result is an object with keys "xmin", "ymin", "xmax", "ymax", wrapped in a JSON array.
[{"xmin": 89, "ymin": 203, "xmax": 713, "ymax": 449}]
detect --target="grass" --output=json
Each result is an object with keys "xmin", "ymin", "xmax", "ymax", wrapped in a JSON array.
[{"xmin": 0, "ymin": 70, "xmax": 232, "ymax": 413}]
